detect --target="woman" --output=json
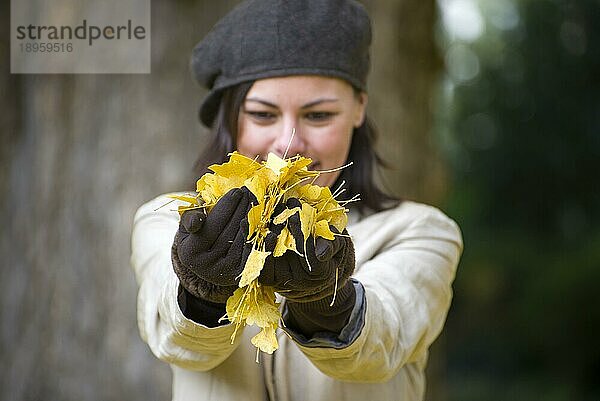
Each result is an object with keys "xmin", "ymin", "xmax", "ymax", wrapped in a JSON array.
[{"xmin": 130, "ymin": 1, "xmax": 463, "ymax": 400}]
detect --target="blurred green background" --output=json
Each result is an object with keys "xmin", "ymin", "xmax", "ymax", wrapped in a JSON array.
[{"xmin": 436, "ymin": 0, "xmax": 600, "ymax": 399}]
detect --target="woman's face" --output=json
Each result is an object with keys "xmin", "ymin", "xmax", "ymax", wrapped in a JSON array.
[{"xmin": 237, "ymin": 75, "xmax": 368, "ymax": 187}]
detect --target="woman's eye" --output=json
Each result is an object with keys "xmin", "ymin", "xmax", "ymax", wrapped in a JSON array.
[
  {"xmin": 246, "ymin": 111, "xmax": 276, "ymax": 120},
  {"xmin": 305, "ymin": 111, "xmax": 336, "ymax": 121}
]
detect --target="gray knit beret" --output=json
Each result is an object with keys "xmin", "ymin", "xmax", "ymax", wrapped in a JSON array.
[{"xmin": 191, "ymin": 0, "xmax": 372, "ymax": 127}]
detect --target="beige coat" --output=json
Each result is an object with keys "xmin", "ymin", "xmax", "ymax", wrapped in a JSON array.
[{"xmin": 131, "ymin": 194, "xmax": 463, "ymax": 401}]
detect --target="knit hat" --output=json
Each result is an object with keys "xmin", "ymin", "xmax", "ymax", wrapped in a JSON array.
[{"xmin": 190, "ymin": 0, "xmax": 372, "ymax": 127}]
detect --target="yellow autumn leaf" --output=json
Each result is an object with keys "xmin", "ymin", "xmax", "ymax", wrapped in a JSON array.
[
  {"xmin": 318, "ymin": 202, "xmax": 348, "ymax": 232},
  {"xmin": 209, "ymin": 151, "xmax": 260, "ymax": 178},
  {"xmin": 273, "ymin": 225, "xmax": 297, "ymax": 257},
  {"xmin": 244, "ymin": 168, "xmax": 276, "ymax": 201},
  {"xmin": 239, "ymin": 249, "xmax": 271, "ymax": 287},
  {"xmin": 223, "ymin": 175, "xmax": 248, "ymax": 193},
  {"xmin": 228, "ymin": 151, "xmax": 262, "ymax": 171},
  {"xmin": 317, "ymin": 185, "xmax": 334, "ymax": 201},
  {"xmin": 293, "ymin": 183, "xmax": 323, "ymax": 203},
  {"xmin": 225, "ymin": 287, "xmax": 246, "ymax": 322},
  {"xmin": 314, "ymin": 219, "xmax": 335, "ymax": 240},
  {"xmin": 272, "ymin": 207, "xmax": 300, "ymax": 225},
  {"xmin": 329, "ymin": 211, "xmax": 348, "ymax": 233},
  {"xmin": 273, "ymin": 233, "xmax": 287, "ymax": 257},
  {"xmin": 225, "ymin": 281, "xmax": 280, "ymax": 355},
  {"xmin": 251, "ymin": 325, "xmax": 278, "ymax": 354},
  {"xmin": 265, "ymin": 152, "xmax": 288, "ymax": 175},
  {"xmin": 299, "ymin": 203, "xmax": 316, "ymax": 245},
  {"xmin": 166, "ymin": 194, "xmax": 200, "ymax": 205},
  {"xmin": 245, "ymin": 292, "xmax": 279, "ymax": 328},
  {"xmin": 247, "ymin": 203, "xmax": 264, "ymax": 240},
  {"xmin": 197, "ymin": 174, "xmax": 246, "ymax": 208},
  {"xmin": 278, "ymin": 156, "xmax": 313, "ymax": 186}
]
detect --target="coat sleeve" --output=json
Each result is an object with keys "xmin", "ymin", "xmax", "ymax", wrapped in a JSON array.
[
  {"xmin": 291, "ymin": 203, "xmax": 463, "ymax": 382},
  {"xmin": 130, "ymin": 193, "xmax": 243, "ymax": 371}
]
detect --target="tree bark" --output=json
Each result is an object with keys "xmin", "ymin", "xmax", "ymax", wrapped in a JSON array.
[
  {"xmin": 1, "ymin": 1, "xmax": 238, "ymax": 400},
  {"xmin": 363, "ymin": 0, "xmax": 446, "ymax": 204}
]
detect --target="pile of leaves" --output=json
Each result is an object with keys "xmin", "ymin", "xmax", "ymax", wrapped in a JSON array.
[{"xmin": 169, "ymin": 151, "xmax": 353, "ymax": 359}]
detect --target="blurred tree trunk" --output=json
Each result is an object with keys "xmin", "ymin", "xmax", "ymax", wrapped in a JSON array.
[
  {"xmin": 0, "ymin": 0, "xmax": 446, "ymax": 400},
  {"xmin": 364, "ymin": 0, "xmax": 446, "ymax": 204},
  {"xmin": 363, "ymin": 1, "xmax": 449, "ymax": 400},
  {"xmin": 0, "ymin": 1, "xmax": 239, "ymax": 400},
  {"xmin": 363, "ymin": 1, "xmax": 447, "ymax": 397}
]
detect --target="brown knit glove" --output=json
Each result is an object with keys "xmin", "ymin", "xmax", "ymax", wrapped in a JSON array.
[
  {"xmin": 171, "ymin": 187, "xmax": 255, "ymax": 304},
  {"xmin": 259, "ymin": 198, "xmax": 356, "ymax": 302},
  {"xmin": 260, "ymin": 198, "xmax": 357, "ymax": 336}
]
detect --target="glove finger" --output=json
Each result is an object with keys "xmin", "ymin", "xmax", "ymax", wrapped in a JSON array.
[
  {"xmin": 180, "ymin": 208, "xmax": 207, "ymax": 234},
  {"xmin": 227, "ymin": 217, "xmax": 251, "ymax": 269},
  {"xmin": 241, "ymin": 235, "xmax": 253, "ymax": 265},
  {"xmin": 286, "ymin": 211, "xmax": 325, "ymax": 272},
  {"xmin": 204, "ymin": 218, "xmax": 251, "ymax": 286},
  {"xmin": 265, "ymin": 200, "xmax": 290, "ymax": 252},
  {"xmin": 267, "ymin": 201, "xmax": 288, "ymax": 232},
  {"xmin": 314, "ymin": 236, "xmax": 336, "ymax": 261},
  {"xmin": 339, "ymin": 238, "xmax": 356, "ymax": 283},
  {"xmin": 314, "ymin": 226, "xmax": 347, "ymax": 261},
  {"xmin": 199, "ymin": 188, "xmax": 244, "ymax": 246},
  {"xmin": 241, "ymin": 185, "xmax": 259, "ymax": 206},
  {"xmin": 210, "ymin": 188, "xmax": 253, "ymax": 249},
  {"xmin": 285, "ymin": 197, "xmax": 302, "ymax": 210},
  {"xmin": 262, "ymin": 255, "xmax": 299, "ymax": 291},
  {"xmin": 286, "ymin": 210, "xmax": 306, "ymax": 253},
  {"xmin": 263, "ymin": 230, "xmax": 279, "ymax": 253},
  {"xmin": 261, "ymin": 198, "xmax": 285, "ymax": 285},
  {"xmin": 302, "ymin": 235, "xmax": 327, "ymax": 276},
  {"xmin": 314, "ymin": 236, "xmax": 346, "ymax": 262},
  {"xmin": 259, "ymin": 253, "xmax": 277, "ymax": 286}
]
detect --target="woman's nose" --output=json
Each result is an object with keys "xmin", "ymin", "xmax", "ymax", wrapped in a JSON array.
[{"xmin": 273, "ymin": 123, "xmax": 306, "ymax": 157}]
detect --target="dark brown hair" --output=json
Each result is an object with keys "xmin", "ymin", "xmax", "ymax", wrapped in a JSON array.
[{"xmin": 193, "ymin": 81, "xmax": 401, "ymax": 214}]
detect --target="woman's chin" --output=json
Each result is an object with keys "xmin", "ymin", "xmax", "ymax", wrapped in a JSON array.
[{"xmin": 314, "ymin": 173, "xmax": 339, "ymax": 189}]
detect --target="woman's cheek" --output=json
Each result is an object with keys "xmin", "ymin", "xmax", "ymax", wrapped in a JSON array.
[
  {"xmin": 238, "ymin": 130, "xmax": 269, "ymax": 159},
  {"xmin": 316, "ymin": 129, "xmax": 352, "ymax": 165}
]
